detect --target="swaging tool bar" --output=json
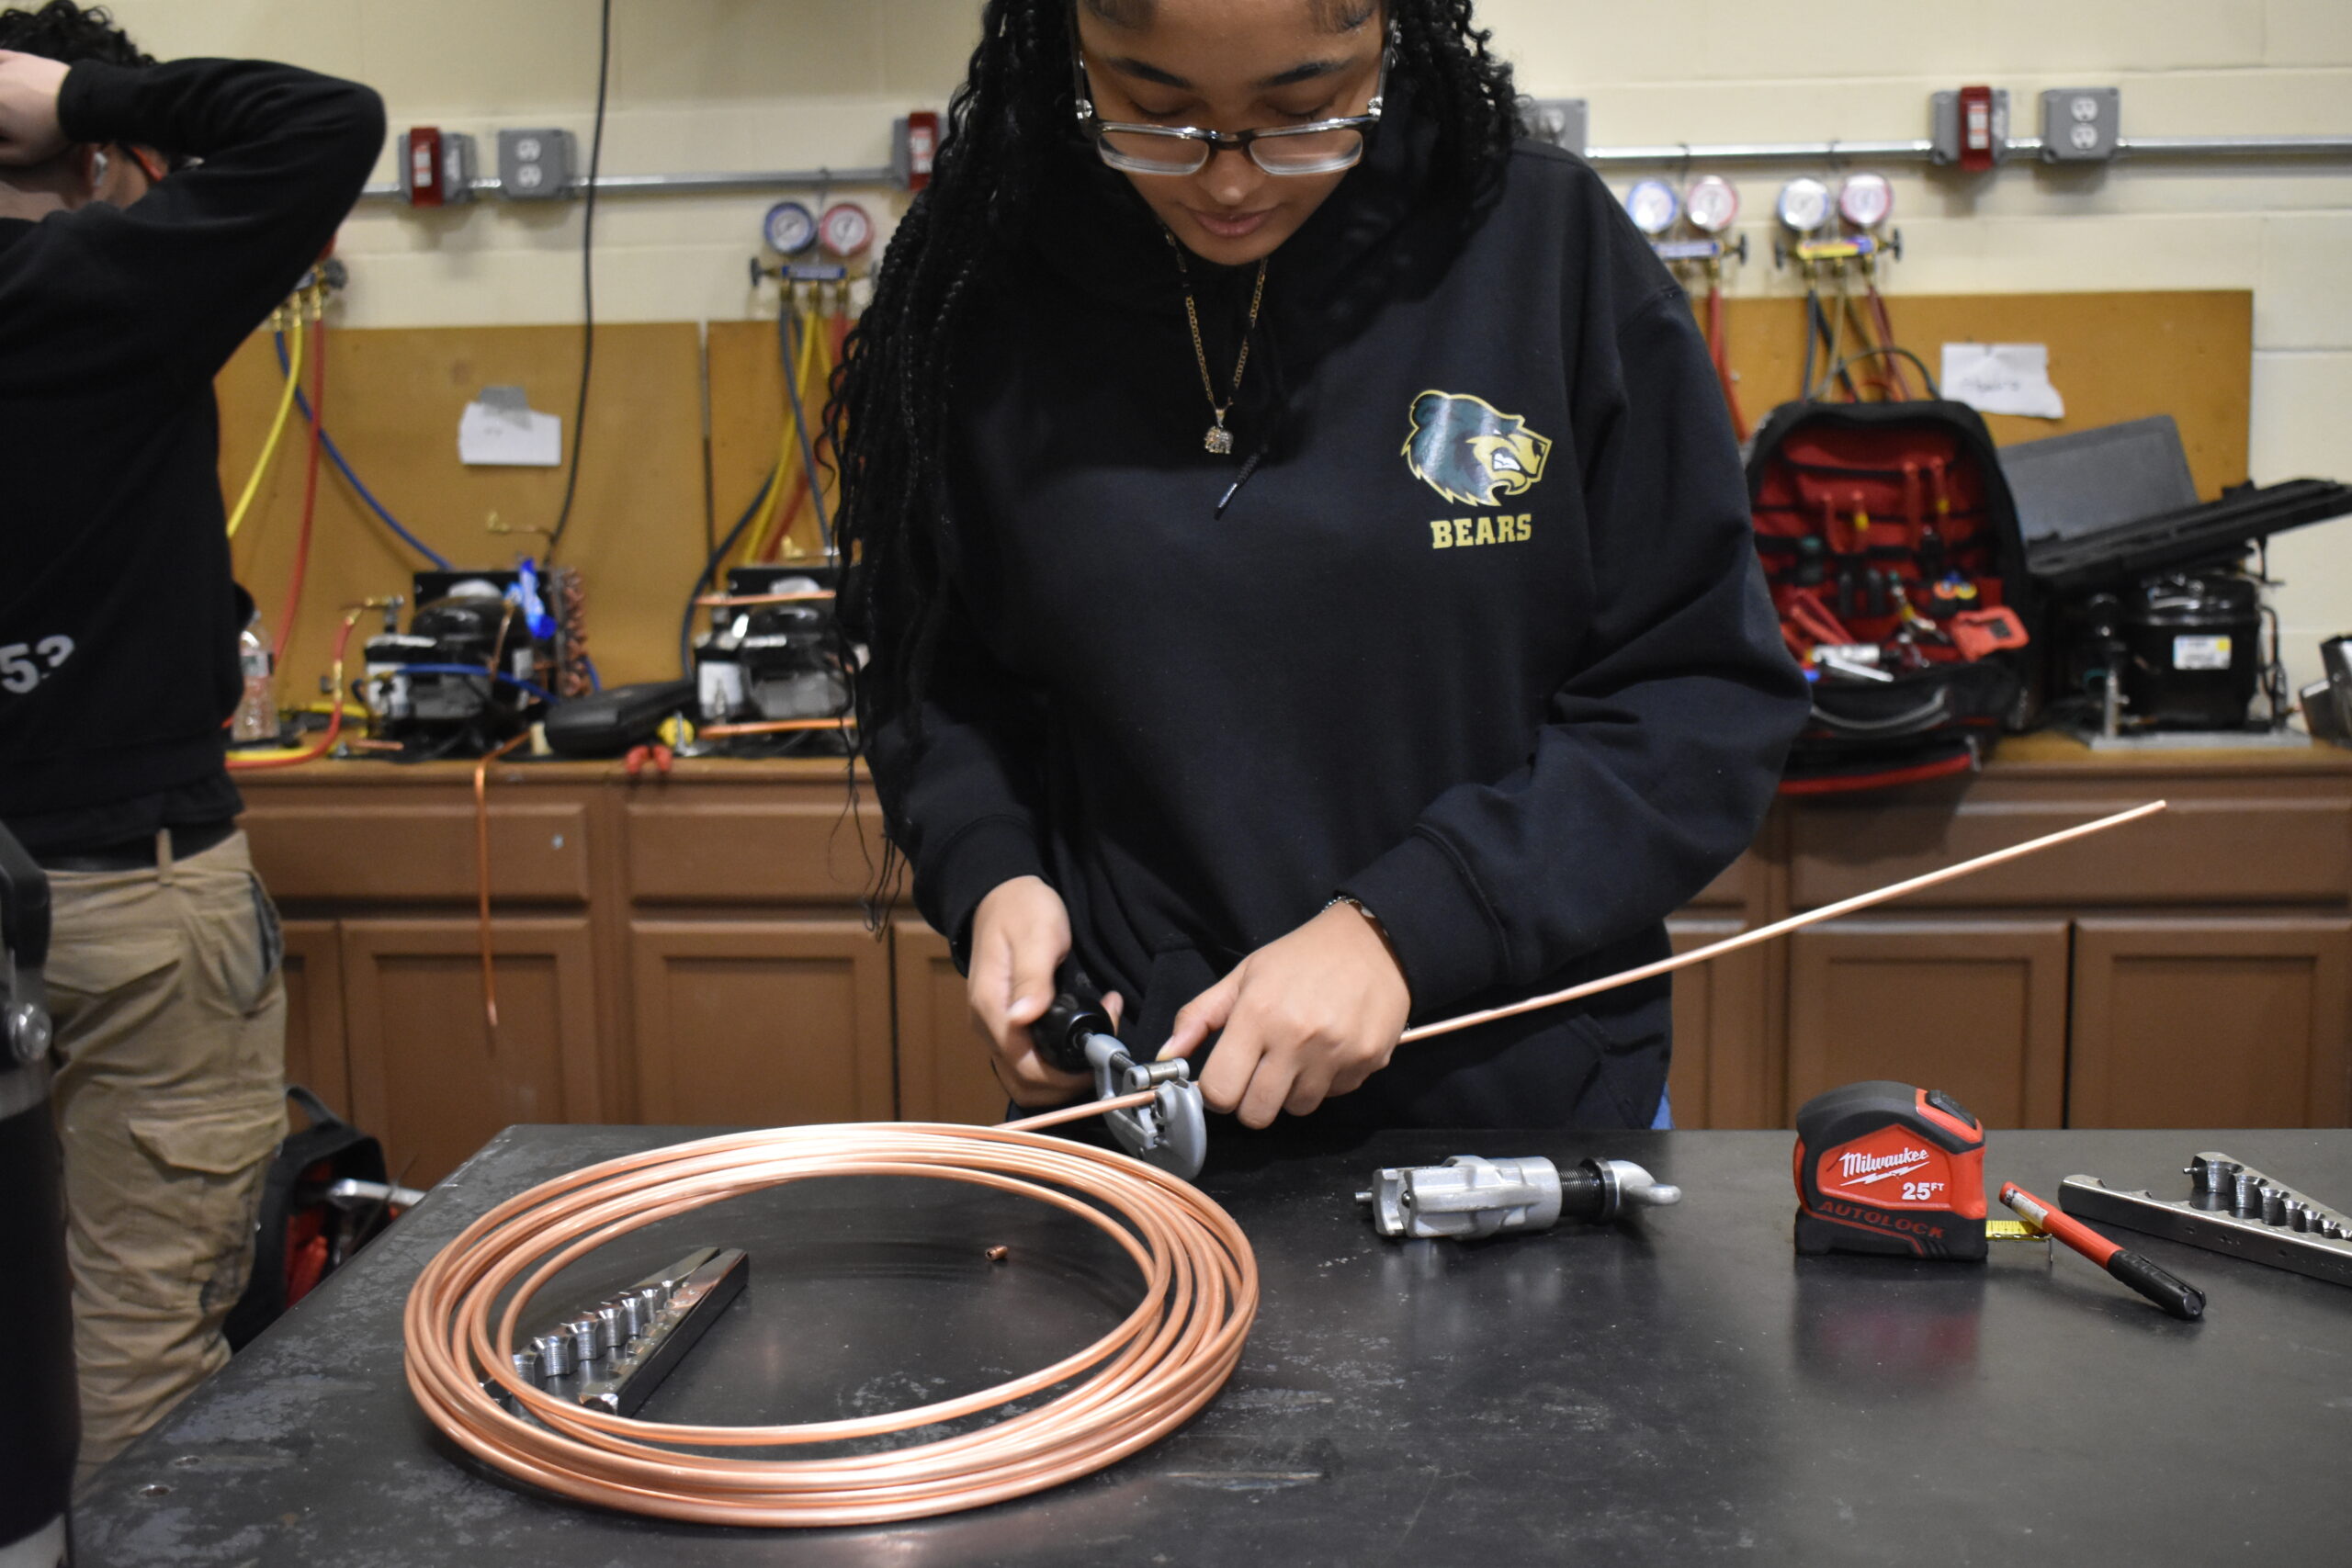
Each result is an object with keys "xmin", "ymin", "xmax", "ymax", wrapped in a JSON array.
[
  {"xmin": 2060, "ymin": 1154, "xmax": 2352, "ymax": 1290},
  {"xmin": 495, "ymin": 1246, "xmax": 752, "ymax": 1418}
]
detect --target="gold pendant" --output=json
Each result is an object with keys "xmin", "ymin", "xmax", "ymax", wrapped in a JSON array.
[{"xmin": 1204, "ymin": 424, "xmax": 1235, "ymax": 456}]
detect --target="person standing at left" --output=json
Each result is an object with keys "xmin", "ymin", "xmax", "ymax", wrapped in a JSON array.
[{"xmin": 0, "ymin": 2, "xmax": 382, "ymax": 1482}]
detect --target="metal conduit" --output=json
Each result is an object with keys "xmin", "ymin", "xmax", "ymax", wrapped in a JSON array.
[
  {"xmin": 358, "ymin": 164, "xmax": 899, "ymax": 202},
  {"xmin": 354, "ymin": 131, "xmax": 2349, "ymax": 204},
  {"xmin": 1584, "ymin": 134, "xmax": 2352, "ymax": 167}
]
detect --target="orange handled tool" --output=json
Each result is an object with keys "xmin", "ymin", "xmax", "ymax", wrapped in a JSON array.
[{"xmin": 2001, "ymin": 1182, "xmax": 2206, "ymax": 1321}]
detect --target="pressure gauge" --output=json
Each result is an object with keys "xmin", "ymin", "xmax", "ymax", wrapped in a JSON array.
[
  {"xmin": 819, "ymin": 201, "xmax": 875, "ymax": 260},
  {"xmin": 1776, "ymin": 176, "xmax": 1833, "ymax": 235},
  {"xmin": 1623, "ymin": 178, "xmax": 1681, "ymax": 238},
  {"xmin": 763, "ymin": 199, "xmax": 818, "ymax": 255},
  {"xmin": 1838, "ymin": 172, "xmax": 1894, "ymax": 231},
  {"xmin": 1684, "ymin": 174, "xmax": 1740, "ymax": 235}
]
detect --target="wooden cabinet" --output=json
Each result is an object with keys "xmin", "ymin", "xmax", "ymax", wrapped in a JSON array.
[
  {"xmin": 1665, "ymin": 919, "xmax": 1771, "ymax": 1129},
  {"xmin": 1787, "ymin": 919, "xmax": 2071, "ymax": 1128},
  {"xmin": 277, "ymin": 919, "xmax": 349, "ymax": 1118},
  {"xmin": 2070, "ymin": 918, "xmax": 2352, "ymax": 1129},
  {"xmin": 237, "ymin": 741, "xmax": 2352, "ymax": 1158},
  {"xmin": 892, "ymin": 919, "xmax": 1005, "ymax": 1125},
  {"xmin": 628, "ymin": 919, "xmax": 895, "ymax": 1127},
  {"xmin": 341, "ymin": 918, "xmax": 602, "ymax": 1185}
]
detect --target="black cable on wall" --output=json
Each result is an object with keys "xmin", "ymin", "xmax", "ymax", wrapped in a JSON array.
[{"xmin": 545, "ymin": 0, "xmax": 615, "ymax": 563}]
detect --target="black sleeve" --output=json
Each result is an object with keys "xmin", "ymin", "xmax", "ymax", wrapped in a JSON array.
[
  {"xmin": 43, "ymin": 57, "xmax": 385, "ymax": 388},
  {"xmin": 862, "ymin": 589, "xmax": 1056, "ymax": 965},
  {"xmin": 1338, "ymin": 287, "xmax": 1810, "ymax": 1014}
]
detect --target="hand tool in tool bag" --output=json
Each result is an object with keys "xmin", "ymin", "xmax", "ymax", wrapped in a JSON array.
[
  {"xmin": 1748, "ymin": 392, "xmax": 2037, "ymax": 795},
  {"xmin": 1033, "ymin": 962, "xmax": 1207, "ymax": 1179},
  {"xmin": 2060, "ymin": 1152, "xmax": 2352, "ymax": 1289},
  {"xmin": 1357, "ymin": 1154, "xmax": 1680, "ymax": 1240},
  {"xmin": 1999, "ymin": 1183, "xmax": 2205, "ymax": 1320},
  {"xmin": 0, "ymin": 824, "xmax": 74, "ymax": 1565},
  {"xmin": 225, "ymin": 1086, "xmax": 407, "ymax": 1349}
]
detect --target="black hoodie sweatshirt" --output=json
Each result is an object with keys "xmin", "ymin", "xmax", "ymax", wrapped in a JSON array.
[
  {"xmin": 0, "ymin": 60, "xmax": 384, "ymax": 852},
  {"xmin": 867, "ymin": 91, "xmax": 1810, "ymax": 1131}
]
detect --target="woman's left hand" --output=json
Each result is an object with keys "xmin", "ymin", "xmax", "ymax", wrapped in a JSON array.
[{"xmin": 1158, "ymin": 904, "xmax": 1412, "ymax": 1128}]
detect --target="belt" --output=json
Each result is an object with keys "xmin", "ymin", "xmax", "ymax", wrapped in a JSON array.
[{"xmin": 33, "ymin": 819, "xmax": 237, "ymax": 874}]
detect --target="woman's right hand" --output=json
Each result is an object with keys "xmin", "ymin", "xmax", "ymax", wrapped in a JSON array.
[{"xmin": 967, "ymin": 875, "xmax": 1116, "ymax": 1107}]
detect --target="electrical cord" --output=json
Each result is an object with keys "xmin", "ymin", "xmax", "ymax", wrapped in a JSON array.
[
  {"xmin": 271, "ymin": 330, "xmax": 454, "ymax": 570},
  {"xmin": 405, "ymin": 1101, "xmax": 1256, "ymax": 1527},
  {"xmin": 544, "ymin": 0, "xmax": 615, "ymax": 564}
]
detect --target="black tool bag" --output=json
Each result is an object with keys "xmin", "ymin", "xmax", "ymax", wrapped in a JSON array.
[
  {"xmin": 224, "ymin": 1086, "xmax": 393, "ymax": 1350},
  {"xmin": 1747, "ymin": 398, "xmax": 2037, "ymax": 795}
]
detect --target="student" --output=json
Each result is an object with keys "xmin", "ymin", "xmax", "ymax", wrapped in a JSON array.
[
  {"xmin": 840, "ymin": 0, "xmax": 1808, "ymax": 1136},
  {"xmin": 0, "ymin": 3, "xmax": 381, "ymax": 1477}
]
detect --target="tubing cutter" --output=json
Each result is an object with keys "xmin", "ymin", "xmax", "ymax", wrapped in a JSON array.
[{"xmin": 1033, "ymin": 964, "xmax": 1208, "ymax": 1180}]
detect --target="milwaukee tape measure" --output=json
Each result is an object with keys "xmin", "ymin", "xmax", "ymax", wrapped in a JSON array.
[{"xmin": 1793, "ymin": 1079, "xmax": 1989, "ymax": 1260}]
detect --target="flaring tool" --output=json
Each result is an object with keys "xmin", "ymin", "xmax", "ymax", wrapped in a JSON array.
[
  {"xmin": 1358, "ymin": 1155, "xmax": 1681, "ymax": 1240},
  {"xmin": 2059, "ymin": 1153, "xmax": 2352, "ymax": 1289},
  {"xmin": 1033, "ymin": 964, "xmax": 1207, "ymax": 1180}
]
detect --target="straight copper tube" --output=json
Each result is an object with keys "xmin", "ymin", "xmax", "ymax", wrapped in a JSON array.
[{"xmin": 403, "ymin": 1094, "xmax": 1256, "ymax": 1527}]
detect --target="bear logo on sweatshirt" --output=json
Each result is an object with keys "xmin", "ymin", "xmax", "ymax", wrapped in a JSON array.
[{"xmin": 1402, "ymin": 391, "xmax": 1554, "ymax": 507}]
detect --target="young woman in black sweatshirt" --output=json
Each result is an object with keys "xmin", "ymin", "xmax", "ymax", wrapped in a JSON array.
[{"xmin": 841, "ymin": 0, "xmax": 1809, "ymax": 1137}]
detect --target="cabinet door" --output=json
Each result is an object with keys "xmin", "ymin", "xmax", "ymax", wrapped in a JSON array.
[
  {"xmin": 1665, "ymin": 919, "xmax": 1771, "ymax": 1129},
  {"xmin": 892, "ymin": 919, "xmax": 1006, "ymax": 1125},
  {"xmin": 2071, "ymin": 918, "xmax": 2352, "ymax": 1128},
  {"xmin": 342, "ymin": 919, "xmax": 602, "ymax": 1187},
  {"xmin": 278, "ymin": 919, "xmax": 348, "ymax": 1116},
  {"xmin": 630, "ymin": 920, "xmax": 895, "ymax": 1127},
  {"xmin": 1789, "ymin": 919, "xmax": 2071, "ymax": 1128}
]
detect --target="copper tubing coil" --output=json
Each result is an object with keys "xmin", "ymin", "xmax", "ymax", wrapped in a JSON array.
[{"xmin": 403, "ymin": 1093, "xmax": 1257, "ymax": 1527}]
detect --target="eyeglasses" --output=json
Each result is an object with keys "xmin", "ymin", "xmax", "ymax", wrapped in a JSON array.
[{"xmin": 1071, "ymin": 39, "xmax": 1388, "ymax": 178}]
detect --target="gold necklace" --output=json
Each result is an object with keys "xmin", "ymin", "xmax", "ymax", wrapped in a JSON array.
[{"xmin": 1171, "ymin": 243, "xmax": 1268, "ymax": 457}]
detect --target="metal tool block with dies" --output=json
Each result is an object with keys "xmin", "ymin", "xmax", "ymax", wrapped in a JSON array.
[
  {"xmin": 498, "ymin": 1247, "xmax": 750, "ymax": 1419},
  {"xmin": 2063, "ymin": 1153, "xmax": 2352, "ymax": 1289}
]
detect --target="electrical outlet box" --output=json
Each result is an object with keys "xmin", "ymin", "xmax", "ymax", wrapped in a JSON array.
[
  {"xmin": 496, "ymin": 128, "xmax": 578, "ymax": 200},
  {"xmin": 1526, "ymin": 99, "xmax": 1588, "ymax": 157},
  {"xmin": 2040, "ymin": 87, "xmax": 2120, "ymax": 163},
  {"xmin": 1930, "ymin": 87, "xmax": 2009, "ymax": 167},
  {"xmin": 398, "ymin": 128, "xmax": 477, "ymax": 206}
]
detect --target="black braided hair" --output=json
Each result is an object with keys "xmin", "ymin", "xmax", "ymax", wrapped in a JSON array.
[
  {"xmin": 0, "ymin": 1, "xmax": 153, "ymax": 67},
  {"xmin": 831, "ymin": 0, "xmax": 1519, "ymax": 897}
]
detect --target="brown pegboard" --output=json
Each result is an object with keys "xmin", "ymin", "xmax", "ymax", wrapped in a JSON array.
[
  {"xmin": 217, "ymin": 321, "xmax": 708, "ymax": 692},
  {"xmin": 1707, "ymin": 289, "xmax": 2252, "ymax": 500},
  {"xmin": 215, "ymin": 292, "xmax": 2251, "ymax": 697}
]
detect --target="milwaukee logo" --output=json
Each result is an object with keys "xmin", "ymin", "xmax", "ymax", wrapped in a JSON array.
[{"xmin": 1838, "ymin": 1146, "xmax": 1931, "ymax": 1185}]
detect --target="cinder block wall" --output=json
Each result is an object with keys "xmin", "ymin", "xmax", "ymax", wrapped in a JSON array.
[{"xmin": 98, "ymin": 0, "xmax": 2352, "ymax": 680}]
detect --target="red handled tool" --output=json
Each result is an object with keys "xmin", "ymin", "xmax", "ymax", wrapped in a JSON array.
[
  {"xmin": 1949, "ymin": 605, "xmax": 2029, "ymax": 660},
  {"xmin": 2000, "ymin": 1182, "xmax": 2206, "ymax": 1321}
]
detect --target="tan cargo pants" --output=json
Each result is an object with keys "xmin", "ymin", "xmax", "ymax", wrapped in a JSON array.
[{"xmin": 46, "ymin": 829, "xmax": 287, "ymax": 1485}]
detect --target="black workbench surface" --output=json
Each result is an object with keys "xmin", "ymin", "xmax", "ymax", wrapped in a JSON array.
[{"xmin": 77, "ymin": 1125, "xmax": 2352, "ymax": 1566}]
